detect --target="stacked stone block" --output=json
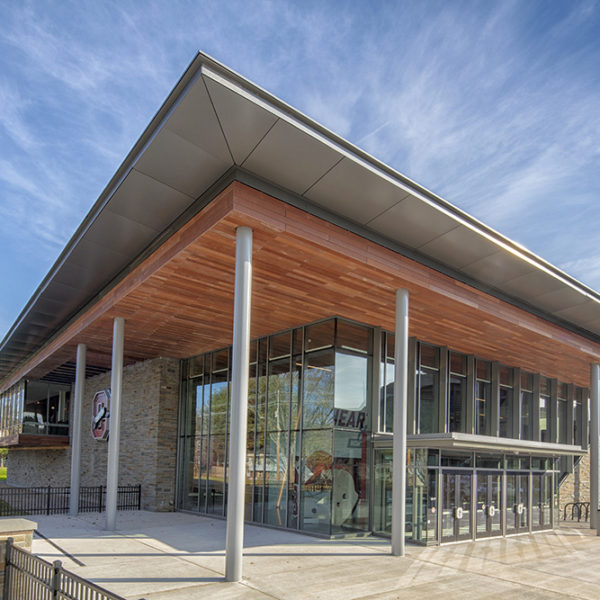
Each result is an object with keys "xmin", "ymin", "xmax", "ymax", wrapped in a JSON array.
[
  {"xmin": 0, "ymin": 518, "xmax": 37, "ymax": 596},
  {"xmin": 559, "ymin": 451, "xmax": 591, "ymax": 517}
]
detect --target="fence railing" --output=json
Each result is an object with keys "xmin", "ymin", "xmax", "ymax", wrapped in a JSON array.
[
  {"xmin": 3, "ymin": 537, "xmax": 145, "ymax": 600},
  {"xmin": 0, "ymin": 485, "xmax": 141, "ymax": 517}
]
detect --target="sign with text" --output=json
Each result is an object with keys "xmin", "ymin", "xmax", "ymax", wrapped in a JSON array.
[
  {"xmin": 333, "ymin": 408, "xmax": 366, "ymax": 429},
  {"xmin": 91, "ymin": 389, "xmax": 110, "ymax": 441}
]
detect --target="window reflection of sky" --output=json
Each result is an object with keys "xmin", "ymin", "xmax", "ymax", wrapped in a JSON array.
[{"xmin": 335, "ymin": 353, "xmax": 367, "ymax": 412}]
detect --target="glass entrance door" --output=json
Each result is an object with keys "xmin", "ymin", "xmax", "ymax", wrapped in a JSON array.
[
  {"xmin": 441, "ymin": 470, "xmax": 472, "ymax": 543},
  {"xmin": 506, "ymin": 473, "xmax": 529, "ymax": 534},
  {"xmin": 475, "ymin": 471, "xmax": 502, "ymax": 538},
  {"xmin": 531, "ymin": 473, "xmax": 552, "ymax": 531}
]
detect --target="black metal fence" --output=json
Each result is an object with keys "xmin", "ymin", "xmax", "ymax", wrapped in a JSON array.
[
  {"xmin": 0, "ymin": 485, "xmax": 141, "ymax": 517},
  {"xmin": 3, "ymin": 537, "xmax": 145, "ymax": 600}
]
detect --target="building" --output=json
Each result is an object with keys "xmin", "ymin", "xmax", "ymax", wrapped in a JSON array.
[{"xmin": 0, "ymin": 52, "xmax": 598, "ymax": 552}]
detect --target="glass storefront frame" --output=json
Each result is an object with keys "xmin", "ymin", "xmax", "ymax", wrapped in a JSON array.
[
  {"xmin": 371, "ymin": 447, "xmax": 559, "ymax": 545},
  {"xmin": 176, "ymin": 315, "xmax": 582, "ymax": 542},
  {"xmin": 177, "ymin": 317, "xmax": 373, "ymax": 537}
]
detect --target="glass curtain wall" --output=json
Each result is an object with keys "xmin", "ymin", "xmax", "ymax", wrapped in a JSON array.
[
  {"xmin": 0, "ymin": 380, "xmax": 70, "ymax": 440},
  {"xmin": 179, "ymin": 315, "xmax": 589, "ymax": 538},
  {"xmin": 0, "ymin": 380, "xmax": 25, "ymax": 439},
  {"xmin": 377, "ymin": 335, "xmax": 587, "ymax": 443},
  {"xmin": 179, "ymin": 317, "xmax": 372, "ymax": 536}
]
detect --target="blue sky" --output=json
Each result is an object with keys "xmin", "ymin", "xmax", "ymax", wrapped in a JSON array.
[{"xmin": 0, "ymin": 0, "xmax": 599, "ymax": 339}]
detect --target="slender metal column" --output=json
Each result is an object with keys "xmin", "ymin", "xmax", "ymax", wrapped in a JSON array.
[
  {"xmin": 69, "ymin": 343, "xmax": 86, "ymax": 515},
  {"xmin": 106, "ymin": 317, "xmax": 125, "ymax": 531},
  {"xmin": 392, "ymin": 289, "xmax": 409, "ymax": 556},
  {"xmin": 590, "ymin": 363, "xmax": 599, "ymax": 531},
  {"xmin": 225, "ymin": 226, "xmax": 253, "ymax": 582}
]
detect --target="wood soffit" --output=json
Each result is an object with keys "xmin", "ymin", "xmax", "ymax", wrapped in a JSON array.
[{"xmin": 5, "ymin": 181, "xmax": 600, "ymax": 390}]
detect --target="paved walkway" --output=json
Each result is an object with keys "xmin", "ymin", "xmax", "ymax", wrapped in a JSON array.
[{"xmin": 29, "ymin": 511, "xmax": 600, "ymax": 599}]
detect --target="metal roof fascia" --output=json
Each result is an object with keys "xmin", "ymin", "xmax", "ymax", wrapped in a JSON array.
[{"xmin": 197, "ymin": 52, "xmax": 600, "ymax": 304}]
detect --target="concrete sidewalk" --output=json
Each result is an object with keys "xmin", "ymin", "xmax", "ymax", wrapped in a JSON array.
[{"xmin": 30, "ymin": 511, "xmax": 600, "ymax": 599}]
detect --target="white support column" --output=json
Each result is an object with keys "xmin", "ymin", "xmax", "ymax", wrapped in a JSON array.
[
  {"xmin": 225, "ymin": 227, "xmax": 252, "ymax": 581},
  {"xmin": 392, "ymin": 289, "xmax": 409, "ymax": 556},
  {"xmin": 106, "ymin": 317, "xmax": 125, "ymax": 531},
  {"xmin": 225, "ymin": 226, "xmax": 253, "ymax": 583},
  {"xmin": 590, "ymin": 363, "xmax": 599, "ymax": 531},
  {"xmin": 69, "ymin": 343, "xmax": 86, "ymax": 516}
]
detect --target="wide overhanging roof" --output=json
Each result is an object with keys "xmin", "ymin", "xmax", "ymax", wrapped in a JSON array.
[{"xmin": 2, "ymin": 51, "xmax": 600, "ymax": 384}]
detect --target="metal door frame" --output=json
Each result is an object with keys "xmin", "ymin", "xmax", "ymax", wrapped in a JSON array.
[
  {"xmin": 440, "ymin": 469, "xmax": 473, "ymax": 543},
  {"xmin": 475, "ymin": 470, "xmax": 503, "ymax": 539}
]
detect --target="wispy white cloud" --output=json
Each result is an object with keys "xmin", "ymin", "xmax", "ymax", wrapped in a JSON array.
[
  {"xmin": 0, "ymin": 0, "xmax": 599, "ymax": 338},
  {"xmin": 0, "ymin": 82, "xmax": 39, "ymax": 151}
]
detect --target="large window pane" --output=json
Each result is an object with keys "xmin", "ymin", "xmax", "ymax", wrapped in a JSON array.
[
  {"xmin": 373, "ymin": 449, "xmax": 392, "ymax": 533},
  {"xmin": 253, "ymin": 433, "xmax": 265, "ymax": 522},
  {"xmin": 419, "ymin": 370, "xmax": 439, "ymax": 434},
  {"xmin": 449, "ymin": 376, "xmax": 467, "ymax": 433},
  {"xmin": 210, "ymin": 373, "xmax": 228, "ymax": 435},
  {"xmin": 334, "ymin": 352, "xmax": 368, "ymax": 430},
  {"xmin": 336, "ymin": 320, "xmax": 372, "ymax": 354},
  {"xmin": 521, "ymin": 372, "xmax": 534, "ymax": 440},
  {"xmin": 287, "ymin": 430, "xmax": 301, "ymax": 529},
  {"xmin": 499, "ymin": 367, "xmax": 513, "ymax": 438},
  {"xmin": 540, "ymin": 396, "xmax": 550, "ymax": 442},
  {"xmin": 303, "ymin": 350, "xmax": 334, "ymax": 429},
  {"xmin": 193, "ymin": 380, "xmax": 209, "ymax": 437},
  {"xmin": 449, "ymin": 352, "xmax": 467, "ymax": 433},
  {"xmin": 180, "ymin": 436, "xmax": 199, "ymax": 511},
  {"xmin": 269, "ymin": 332, "xmax": 291, "ymax": 360},
  {"xmin": 206, "ymin": 435, "xmax": 226, "ymax": 515},
  {"xmin": 301, "ymin": 429, "xmax": 332, "ymax": 534},
  {"xmin": 264, "ymin": 430, "xmax": 289, "ymax": 527},
  {"xmin": 246, "ymin": 366, "xmax": 257, "ymax": 519},
  {"xmin": 267, "ymin": 359, "xmax": 291, "ymax": 432},
  {"xmin": 305, "ymin": 321, "xmax": 334, "ymax": 351},
  {"xmin": 476, "ymin": 359, "xmax": 492, "ymax": 436},
  {"xmin": 331, "ymin": 430, "xmax": 369, "ymax": 534},
  {"xmin": 558, "ymin": 383, "xmax": 568, "ymax": 444},
  {"xmin": 574, "ymin": 388, "xmax": 587, "ymax": 446},
  {"xmin": 418, "ymin": 345, "xmax": 439, "ymax": 434},
  {"xmin": 197, "ymin": 436, "xmax": 208, "ymax": 512}
]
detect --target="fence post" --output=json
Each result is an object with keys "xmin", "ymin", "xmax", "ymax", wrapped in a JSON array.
[
  {"xmin": 3, "ymin": 537, "xmax": 13, "ymax": 600},
  {"xmin": 47, "ymin": 485, "xmax": 52, "ymax": 516},
  {"xmin": 138, "ymin": 484, "xmax": 142, "ymax": 510},
  {"xmin": 99, "ymin": 486, "xmax": 104, "ymax": 513},
  {"xmin": 52, "ymin": 560, "xmax": 62, "ymax": 598}
]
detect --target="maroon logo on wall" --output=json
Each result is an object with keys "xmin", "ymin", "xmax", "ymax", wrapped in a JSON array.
[{"xmin": 91, "ymin": 389, "xmax": 110, "ymax": 441}]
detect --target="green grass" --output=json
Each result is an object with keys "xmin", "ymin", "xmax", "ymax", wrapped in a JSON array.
[{"xmin": 0, "ymin": 467, "xmax": 6, "ymax": 480}]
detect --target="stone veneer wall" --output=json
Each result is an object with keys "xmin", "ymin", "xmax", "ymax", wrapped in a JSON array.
[
  {"xmin": 7, "ymin": 357, "xmax": 180, "ymax": 512},
  {"xmin": 559, "ymin": 451, "xmax": 591, "ymax": 516}
]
